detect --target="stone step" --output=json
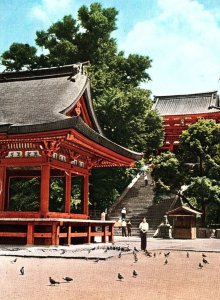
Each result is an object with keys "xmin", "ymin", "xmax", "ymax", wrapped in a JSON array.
[{"xmin": 108, "ymin": 172, "xmax": 174, "ymax": 235}]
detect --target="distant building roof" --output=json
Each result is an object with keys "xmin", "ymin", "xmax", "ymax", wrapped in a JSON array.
[
  {"xmin": 167, "ymin": 205, "xmax": 202, "ymax": 216},
  {"xmin": 153, "ymin": 91, "xmax": 220, "ymax": 116},
  {"xmin": 0, "ymin": 64, "xmax": 143, "ymax": 161}
]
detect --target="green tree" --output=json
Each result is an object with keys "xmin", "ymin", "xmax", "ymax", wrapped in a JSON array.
[
  {"xmin": 152, "ymin": 119, "xmax": 220, "ymax": 226},
  {"xmin": 1, "ymin": 2, "xmax": 164, "ymax": 211},
  {"xmin": 1, "ymin": 43, "xmax": 37, "ymax": 71},
  {"xmin": 9, "ymin": 178, "xmax": 40, "ymax": 211}
]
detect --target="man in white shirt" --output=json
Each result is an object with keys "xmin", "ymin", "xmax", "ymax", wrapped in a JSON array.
[
  {"xmin": 121, "ymin": 207, "xmax": 126, "ymax": 219},
  {"xmin": 139, "ymin": 218, "xmax": 149, "ymax": 251}
]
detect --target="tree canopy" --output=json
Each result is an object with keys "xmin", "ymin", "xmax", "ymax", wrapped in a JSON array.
[
  {"xmin": 152, "ymin": 119, "xmax": 220, "ymax": 226},
  {"xmin": 1, "ymin": 2, "xmax": 164, "ymax": 211}
]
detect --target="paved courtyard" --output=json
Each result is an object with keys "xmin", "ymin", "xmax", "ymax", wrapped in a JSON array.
[{"xmin": 0, "ymin": 238, "xmax": 220, "ymax": 300}]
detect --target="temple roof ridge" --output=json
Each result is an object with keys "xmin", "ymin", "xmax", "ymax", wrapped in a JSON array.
[
  {"xmin": 0, "ymin": 62, "xmax": 89, "ymax": 82},
  {"xmin": 154, "ymin": 90, "xmax": 218, "ymax": 99}
]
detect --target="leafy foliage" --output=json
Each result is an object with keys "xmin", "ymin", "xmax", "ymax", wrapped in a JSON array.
[
  {"xmin": 9, "ymin": 178, "xmax": 40, "ymax": 211},
  {"xmin": 1, "ymin": 43, "xmax": 37, "ymax": 71},
  {"xmin": 152, "ymin": 119, "xmax": 220, "ymax": 226}
]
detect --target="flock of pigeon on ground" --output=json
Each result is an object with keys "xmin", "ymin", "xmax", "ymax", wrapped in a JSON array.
[
  {"xmin": 117, "ymin": 247, "xmax": 210, "ymax": 282},
  {"xmin": 8, "ymin": 243, "xmax": 210, "ymax": 286}
]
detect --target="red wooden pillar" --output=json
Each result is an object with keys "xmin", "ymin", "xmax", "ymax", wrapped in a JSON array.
[
  {"xmin": 27, "ymin": 223, "xmax": 34, "ymax": 245},
  {"xmin": 109, "ymin": 224, "xmax": 114, "ymax": 242},
  {"xmin": 56, "ymin": 225, "xmax": 60, "ymax": 246},
  {"xmin": 83, "ymin": 175, "xmax": 89, "ymax": 216},
  {"xmin": 0, "ymin": 166, "xmax": 6, "ymax": 211},
  {"xmin": 40, "ymin": 164, "xmax": 50, "ymax": 217},
  {"xmin": 102, "ymin": 225, "xmax": 107, "ymax": 243},
  {"xmin": 87, "ymin": 223, "xmax": 91, "ymax": 244},
  {"xmin": 52, "ymin": 223, "xmax": 58, "ymax": 245},
  {"xmin": 67, "ymin": 223, "xmax": 72, "ymax": 245},
  {"xmin": 65, "ymin": 172, "xmax": 71, "ymax": 213}
]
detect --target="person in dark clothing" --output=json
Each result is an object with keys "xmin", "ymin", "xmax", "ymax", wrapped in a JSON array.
[
  {"xmin": 121, "ymin": 219, "xmax": 127, "ymax": 237},
  {"xmin": 127, "ymin": 220, "xmax": 132, "ymax": 237}
]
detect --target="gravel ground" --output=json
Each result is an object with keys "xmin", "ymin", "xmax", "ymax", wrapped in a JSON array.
[{"xmin": 0, "ymin": 242, "xmax": 220, "ymax": 300}]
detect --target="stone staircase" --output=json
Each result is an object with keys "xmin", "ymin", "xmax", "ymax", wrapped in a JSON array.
[{"xmin": 107, "ymin": 173, "xmax": 175, "ymax": 236}]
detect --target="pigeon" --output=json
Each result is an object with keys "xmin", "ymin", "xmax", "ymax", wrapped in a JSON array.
[
  {"xmin": 145, "ymin": 251, "xmax": 152, "ymax": 257},
  {"xmin": 94, "ymin": 258, "xmax": 100, "ymax": 263},
  {"xmin": 164, "ymin": 252, "xmax": 170, "ymax": 258},
  {"xmin": 49, "ymin": 277, "xmax": 60, "ymax": 285},
  {"xmin": 134, "ymin": 247, "xmax": 139, "ymax": 252},
  {"xmin": 199, "ymin": 263, "xmax": 203, "ymax": 269},
  {"xmin": 63, "ymin": 277, "xmax": 73, "ymax": 282},
  {"xmin": 11, "ymin": 258, "xmax": 17, "ymax": 263},
  {"xmin": 134, "ymin": 256, "xmax": 138, "ymax": 263},
  {"xmin": 118, "ymin": 273, "xmax": 124, "ymax": 281},
  {"xmin": 153, "ymin": 253, "xmax": 156, "ymax": 258},
  {"xmin": 164, "ymin": 259, "xmax": 168, "ymax": 265},
  {"xmin": 203, "ymin": 258, "xmax": 209, "ymax": 264},
  {"xmin": 202, "ymin": 253, "xmax": 207, "ymax": 258},
  {"xmin": 60, "ymin": 249, "xmax": 66, "ymax": 255},
  {"xmin": 118, "ymin": 252, "xmax": 122, "ymax": 258},
  {"xmin": 104, "ymin": 248, "xmax": 108, "ymax": 253},
  {"xmin": 133, "ymin": 270, "xmax": 138, "ymax": 277},
  {"xmin": 20, "ymin": 266, "xmax": 24, "ymax": 275},
  {"xmin": 186, "ymin": 252, "xmax": 189, "ymax": 258}
]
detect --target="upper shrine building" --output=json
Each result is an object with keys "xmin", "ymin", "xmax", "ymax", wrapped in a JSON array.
[
  {"xmin": 153, "ymin": 91, "xmax": 220, "ymax": 152},
  {"xmin": 0, "ymin": 63, "xmax": 142, "ymax": 245}
]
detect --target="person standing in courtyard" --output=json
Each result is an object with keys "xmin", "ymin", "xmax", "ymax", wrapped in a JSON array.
[
  {"xmin": 127, "ymin": 220, "xmax": 132, "ymax": 237},
  {"xmin": 121, "ymin": 207, "xmax": 126, "ymax": 219},
  {"xmin": 121, "ymin": 219, "xmax": 127, "ymax": 237},
  {"xmin": 100, "ymin": 211, "xmax": 106, "ymax": 221},
  {"xmin": 139, "ymin": 218, "xmax": 149, "ymax": 251}
]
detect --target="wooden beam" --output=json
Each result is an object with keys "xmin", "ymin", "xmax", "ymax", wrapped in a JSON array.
[
  {"xmin": 83, "ymin": 175, "xmax": 89, "ymax": 216},
  {"xmin": 40, "ymin": 164, "xmax": 50, "ymax": 217},
  {"xmin": 65, "ymin": 171, "xmax": 71, "ymax": 213},
  {"xmin": 67, "ymin": 224, "xmax": 71, "ymax": 245},
  {"xmin": 0, "ymin": 166, "xmax": 6, "ymax": 211},
  {"xmin": 27, "ymin": 223, "xmax": 34, "ymax": 245}
]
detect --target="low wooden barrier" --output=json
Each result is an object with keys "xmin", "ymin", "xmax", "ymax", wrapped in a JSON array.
[{"xmin": 0, "ymin": 218, "xmax": 115, "ymax": 246}]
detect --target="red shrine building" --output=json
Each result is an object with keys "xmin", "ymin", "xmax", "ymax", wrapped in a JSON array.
[
  {"xmin": 0, "ymin": 64, "xmax": 142, "ymax": 245},
  {"xmin": 153, "ymin": 91, "xmax": 220, "ymax": 152}
]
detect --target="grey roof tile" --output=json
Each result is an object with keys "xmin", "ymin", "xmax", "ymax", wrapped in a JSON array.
[{"xmin": 153, "ymin": 91, "xmax": 220, "ymax": 116}]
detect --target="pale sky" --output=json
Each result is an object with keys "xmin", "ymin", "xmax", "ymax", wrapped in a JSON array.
[{"xmin": 1, "ymin": 0, "xmax": 220, "ymax": 96}]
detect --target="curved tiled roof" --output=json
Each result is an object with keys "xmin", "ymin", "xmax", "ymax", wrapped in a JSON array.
[
  {"xmin": 153, "ymin": 91, "xmax": 220, "ymax": 116},
  {"xmin": 0, "ymin": 64, "xmax": 102, "ymax": 133},
  {"xmin": 0, "ymin": 64, "xmax": 143, "ymax": 161}
]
